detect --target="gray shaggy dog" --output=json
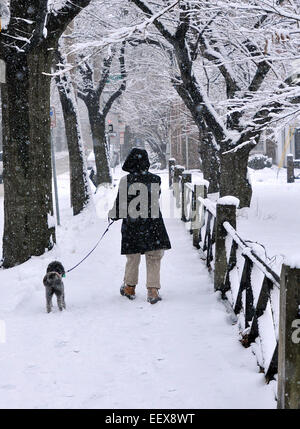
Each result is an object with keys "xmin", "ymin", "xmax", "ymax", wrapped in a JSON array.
[{"xmin": 43, "ymin": 261, "xmax": 66, "ymax": 313}]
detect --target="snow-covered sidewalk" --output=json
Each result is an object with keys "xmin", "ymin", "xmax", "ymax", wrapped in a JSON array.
[{"xmin": 0, "ymin": 170, "xmax": 275, "ymax": 409}]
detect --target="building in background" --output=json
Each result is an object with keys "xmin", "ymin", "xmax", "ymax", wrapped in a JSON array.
[
  {"xmin": 275, "ymin": 122, "xmax": 300, "ymax": 167},
  {"xmin": 250, "ymin": 120, "xmax": 300, "ymax": 168}
]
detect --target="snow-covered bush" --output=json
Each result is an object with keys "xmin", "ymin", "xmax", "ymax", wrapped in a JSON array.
[{"xmin": 248, "ymin": 154, "xmax": 272, "ymax": 170}]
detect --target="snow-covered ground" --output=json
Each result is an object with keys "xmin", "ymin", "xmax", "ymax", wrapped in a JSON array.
[
  {"xmin": 238, "ymin": 166, "xmax": 300, "ymax": 275},
  {"xmin": 0, "ymin": 165, "xmax": 280, "ymax": 409}
]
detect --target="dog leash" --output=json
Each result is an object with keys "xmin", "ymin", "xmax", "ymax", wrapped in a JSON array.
[{"xmin": 65, "ymin": 220, "xmax": 115, "ymax": 274}]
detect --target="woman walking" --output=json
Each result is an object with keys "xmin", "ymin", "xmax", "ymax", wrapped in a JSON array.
[{"xmin": 108, "ymin": 148, "xmax": 171, "ymax": 304}]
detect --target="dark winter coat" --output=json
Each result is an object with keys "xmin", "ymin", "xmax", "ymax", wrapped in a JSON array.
[{"xmin": 109, "ymin": 148, "xmax": 171, "ymax": 255}]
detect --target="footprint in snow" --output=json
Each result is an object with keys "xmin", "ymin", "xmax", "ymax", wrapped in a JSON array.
[{"xmin": 1, "ymin": 384, "xmax": 16, "ymax": 390}]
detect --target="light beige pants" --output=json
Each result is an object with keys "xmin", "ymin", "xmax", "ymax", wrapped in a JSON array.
[{"xmin": 124, "ymin": 250, "xmax": 164, "ymax": 289}]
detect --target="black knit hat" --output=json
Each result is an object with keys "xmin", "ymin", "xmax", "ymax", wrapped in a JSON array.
[{"xmin": 122, "ymin": 148, "xmax": 150, "ymax": 173}]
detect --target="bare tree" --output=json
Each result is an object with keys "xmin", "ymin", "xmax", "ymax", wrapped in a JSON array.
[
  {"xmin": 55, "ymin": 49, "xmax": 91, "ymax": 215},
  {"xmin": 0, "ymin": 0, "xmax": 91, "ymax": 268},
  {"xmin": 77, "ymin": 42, "xmax": 127, "ymax": 185},
  {"xmin": 129, "ymin": 0, "xmax": 300, "ymax": 206}
]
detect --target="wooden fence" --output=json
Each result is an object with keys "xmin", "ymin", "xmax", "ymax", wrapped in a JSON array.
[{"xmin": 169, "ymin": 159, "xmax": 300, "ymax": 409}]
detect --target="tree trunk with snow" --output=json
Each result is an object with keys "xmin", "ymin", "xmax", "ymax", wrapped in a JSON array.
[
  {"xmin": 0, "ymin": 0, "xmax": 91, "ymax": 268},
  {"xmin": 2, "ymin": 46, "xmax": 55, "ymax": 267},
  {"xmin": 169, "ymin": 40, "xmax": 223, "ymax": 195},
  {"xmin": 78, "ymin": 43, "xmax": 126, "ymax": 186},
  {"xmin": 86, "ymin": 99, "xmax": 112, "ymax": 186},
  {"xmin": 147, "ymin": 138, "xmax": 167, "ymax": 170},
  {"xmin": 219, "ymin": 144, "xmax": 253, "ymax": 208},
  {"xmin": 158, "ymin": 154, "xmax": 167, "ymax": 170},
  {"xmin": 199, "ymin": 130, "xmax": 220, "ymax": 194},
  {"xmin": 55, "ymin": 53, "xmax": 91, "ymax": 215}
]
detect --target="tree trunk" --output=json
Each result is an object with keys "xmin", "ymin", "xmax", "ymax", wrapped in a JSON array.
[
  {"xmin": 56, "ymin": 69, "xmax": 90, "ymax": 215},
  {"xmin": 147, "ymin": 139, "xmax": 167, "ymax": 169},
  {"xmin": 2, "ymin": 47, "xmax": 55, "ymax": 268},
  {"xmin": 172, "ymin": 62, "xmax": 221, "ymax": 193},
  {"xmin": 87, "ymin": 101, "xmax": 111, "ymax": 185},
  {"xmin": 199, "ymin": 130, "xmax": 220, "ymax": 194},
  {"xmin": 160, "ymin": 157, "xmax": 167, "ymax": 170},
  {"xmin": 219, "ymin": 144, "xmax": 252, "ymax": 208}
]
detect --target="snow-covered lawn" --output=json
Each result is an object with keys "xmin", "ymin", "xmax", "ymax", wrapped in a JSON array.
[
  {"xmin": 0, "ymin": 167, "xmax": 280, "ymax": 409},
  {"xmin": 238, "ymin": 166, "xmax": 300, "ymax": 275}
]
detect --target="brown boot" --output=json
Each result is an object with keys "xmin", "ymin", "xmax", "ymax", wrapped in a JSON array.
[
  {"xmin": 147, "ymin": 287, "xmax": 162, "ymax": 304},
  {"xmin": 120, "ymin": 284, "xmax": 136, "ymax": 300}
]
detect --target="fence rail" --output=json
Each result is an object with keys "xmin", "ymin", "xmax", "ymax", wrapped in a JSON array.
[{"xmin": 169, "ymin": 159, "xmax": 300, "ymax": 409}]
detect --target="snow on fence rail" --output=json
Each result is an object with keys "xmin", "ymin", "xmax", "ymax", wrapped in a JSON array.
[{"xmin": 168, "ymin": 159, "xmax": 300, "ymax": 409}]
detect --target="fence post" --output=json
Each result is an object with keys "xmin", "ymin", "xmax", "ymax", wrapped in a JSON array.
[
  {"xmin": 181, "ymin": 172, "xmax": 192, "ymax": 222},
  {"xmin": 191, "ymin": 183, "xmax": 207, "ymax": 248},
  {"xmin": 168, "ymin": 158, "xmax": 176, "ymax": 188},
  {"xmin": 173, "ymin": 165, "xmax": 184, "ymax": 208},
  {"xmin": 287, "ymin": 154, "xmax": 295, "ymax": 183},
  {"xmin": 277, "ymin": 264, "xmax": 300, "ymax": 409},
  {"xmin": 192, "ymin": 184, "xmax": 207, "ymax": 249},
  {"xmin": 214, "ymin": 198, "xmax": 238, "ymax": 294},
  {"xmin": 192, "ymin": 184, "xmax": 201, "ymax": 248}
]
